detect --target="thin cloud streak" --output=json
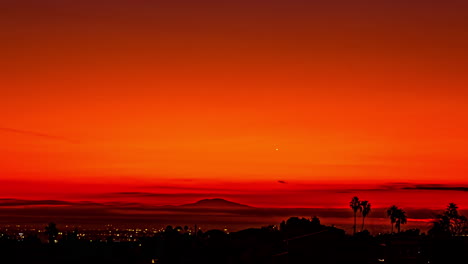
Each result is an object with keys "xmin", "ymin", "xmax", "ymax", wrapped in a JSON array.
[
  {"xmin": 402, "ymin": 184, "xmax": 468, "ymax": 192},
  {"xmin": 0, "ymin": 127, "xmax": 79, "ymax": 143}
]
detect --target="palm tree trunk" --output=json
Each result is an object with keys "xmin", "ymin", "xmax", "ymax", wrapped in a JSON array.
[
  {"xmin": 361, "ymin": 216, "xmax": 365, "ymax": 231},
  {"xmin": 391, "ymin": 223, "xmax": 393, "ymax": 233}
]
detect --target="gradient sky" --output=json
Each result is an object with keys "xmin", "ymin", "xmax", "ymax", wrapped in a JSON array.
[{"xmin": 1, "ymin": 0, "xmax": 468, "ymax": 209}]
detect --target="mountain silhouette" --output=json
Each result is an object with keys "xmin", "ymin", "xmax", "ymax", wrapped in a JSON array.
[{"xmin": 180, "ymin": 198, "xmax": 253, "ymax": 209}]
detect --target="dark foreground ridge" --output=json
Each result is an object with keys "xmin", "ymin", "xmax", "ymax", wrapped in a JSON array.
[
  {"xmin": 0, "ymin": 217, "xmax": 467, "ymax": 264},
  {"xmin": 0, "ymin": 199, "xmax": 467, "ymax": 264}
]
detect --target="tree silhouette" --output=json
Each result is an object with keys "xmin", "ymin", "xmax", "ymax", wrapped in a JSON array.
[
  {"xmin": 165, "ymin": 225, "xmax": 174, "ymax": 233},
  {"xmin": 360, "ymin": 200, "xmax": 371, "ymax": 231},
  {"xmin": 349, "ymin": 197, "xmax": 361, "ymax": 234},
  {"xmin": 387, "ymin": 205, "xmax": 398, "ymax": 233},
  {"xmin": 394, "ymin": 208, "xmax": 407, "ymax": 233},
  {"xmin": 45, "ymin": 222, "xmax": 59, "ymax": 244},
  {"xmin": 446, "ymin": 203, "xmax": 459, "ymax": 218},
  {"xmin": 431, "ymin": 203, "xmax": 468, "ymax": 236},
  {"xmin": 311, "ymin": 216, "xmax": 321, "ymax": 226}
]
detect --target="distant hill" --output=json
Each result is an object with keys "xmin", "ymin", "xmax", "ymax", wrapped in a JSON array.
[{"xmin": 180, "ymin": 198, "xmax": 253, "ymax": 209}]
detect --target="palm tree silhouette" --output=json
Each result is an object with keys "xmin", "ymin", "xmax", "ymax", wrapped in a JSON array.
[
  {"xmin": 45, "ymin": 222, "xmax": 59, "ymax": 244},
  {"xmin": 349, "ymin": 197, "xmax": 361, "ymax": 234},
  {"xmin": 395, "ymin": 208, "xmax": 407, "ymax": 233},
  {"xmin": 360, "ymin": 201, "xmax": 371, "ymax": 231},
  {"xmin": 387, "ymin": 206, "xmax": 407, "ymax": 233},
  {"xmin": 387, "ymin": 205, "xmax": 398, "ymax": 233}
]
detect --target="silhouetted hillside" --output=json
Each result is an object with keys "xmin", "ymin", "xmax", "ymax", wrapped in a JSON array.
[{"xmin": 180, "ymin": 198, "xmax": 253, "ymax": 209}]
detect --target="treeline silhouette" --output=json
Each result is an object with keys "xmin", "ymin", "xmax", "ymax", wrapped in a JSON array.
[
  {"xmin": 349, "ymin": 196, "xmax": 409, "ymax": 234},
  {"xmin": 349, "ymin": 197, "xmax": 468, "ymax": 237},
  {"xmin": 0, "ymin": 199, "xmax": 467, "ymax": 264}
]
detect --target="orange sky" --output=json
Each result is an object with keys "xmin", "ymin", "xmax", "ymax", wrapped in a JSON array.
[{"xmin": 1, "ymin": 0, "xmax": 468, "ymax": 208}]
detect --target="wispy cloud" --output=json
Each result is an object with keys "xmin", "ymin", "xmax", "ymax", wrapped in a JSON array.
[
  {"xmin": 401, "ymin": 184, "xmax": 468, "ymax": 192},
  {"xmin": 331, "ymin": 183, "xmax": 468, "ymax": 193},
  {"xmin": 137, "ymin": 185, "xmax": 234, "ymax": 192},
  {"xmin": 0, "ymin": 199, "xmax": 73, "ymax": 207},
  {"xmin": 0, "ymin": 127, "xmax": 79, "ymax": 143},
  {"xmin": 103, "ymin": 192, "xmax": 240, "ymax": 200}
]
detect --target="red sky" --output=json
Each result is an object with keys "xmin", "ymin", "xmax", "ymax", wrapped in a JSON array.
[{"xmin": 1, "ymin": 0, "xmax": 468, "ymax": 209}]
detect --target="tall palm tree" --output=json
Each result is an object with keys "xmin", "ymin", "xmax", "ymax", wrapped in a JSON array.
[
  {"xmin": 360, "ymin": 201, "xmax": 371, "ymax": 231},
  {"xmin": 395, "ymin": 209, "xmax": 407, "ymax": 233},
  {"xmin": 387, "ymin": 205, "xmax": 398, "ymax": 233},
  {"xmin": 349, "ymin": 197, "xmax": 361, "ymax": 234}
]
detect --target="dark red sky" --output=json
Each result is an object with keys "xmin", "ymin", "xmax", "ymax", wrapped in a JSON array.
[{"xmin": 1, "ymin": 0, "xmax": 468, "ymax": 209}]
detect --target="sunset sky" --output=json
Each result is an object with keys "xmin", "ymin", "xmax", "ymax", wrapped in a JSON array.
[{"xmin": 1, "ymin": 0, "xmax": 468, "ymax": 210}]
